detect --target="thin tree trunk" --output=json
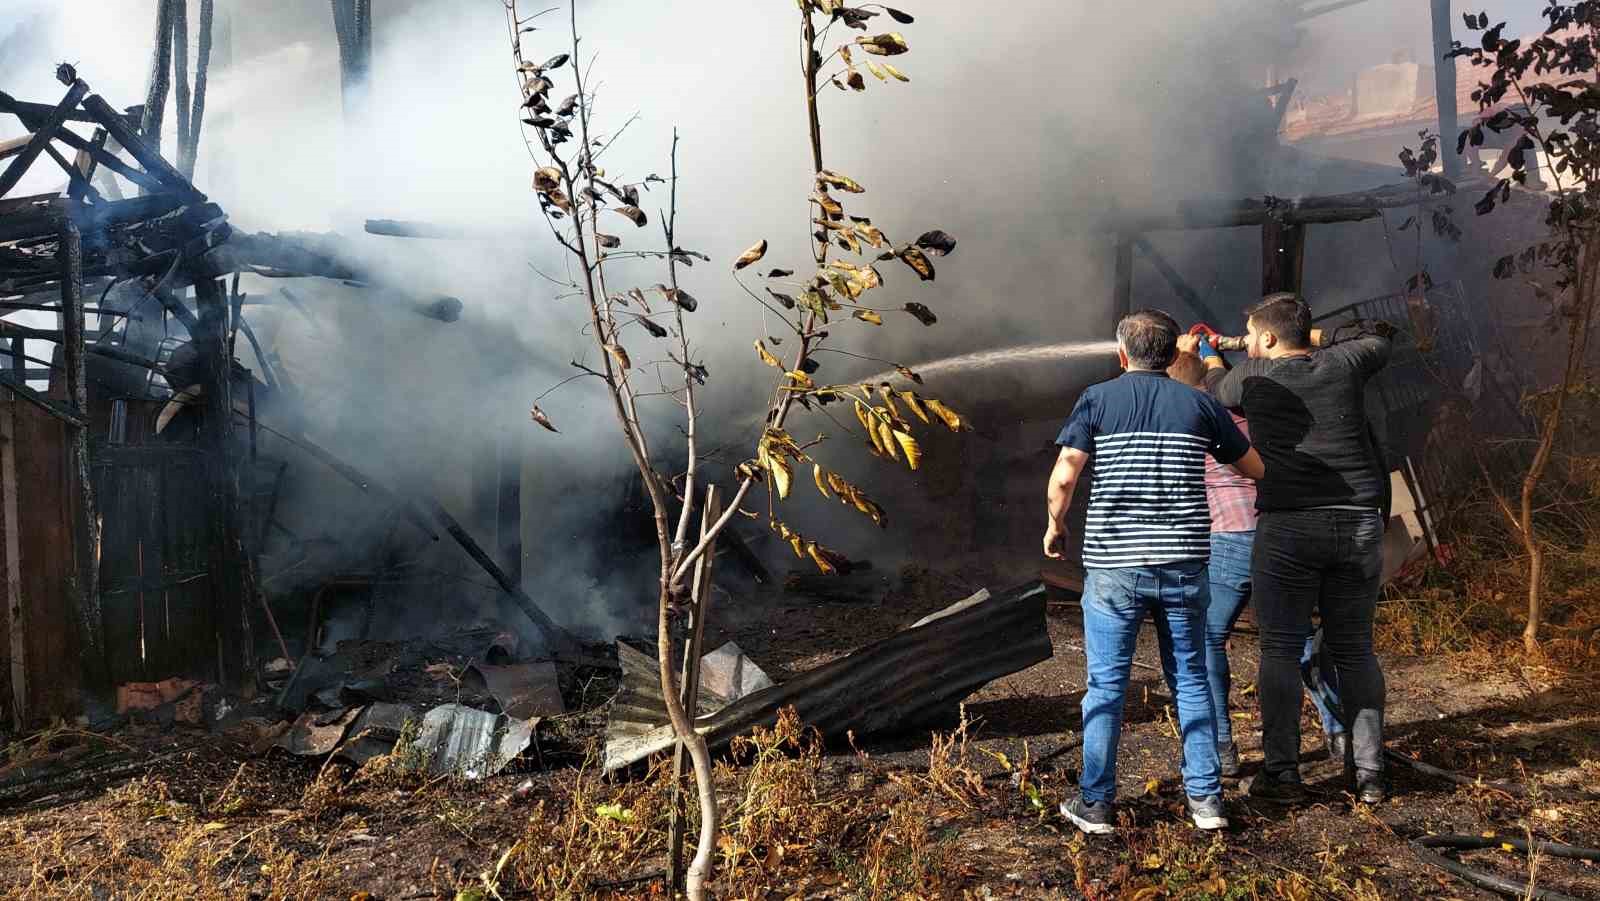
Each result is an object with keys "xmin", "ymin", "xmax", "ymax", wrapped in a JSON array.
[{"xmin": 1516, "ymin": 238, "xmax": 1600, "ymax": 653}]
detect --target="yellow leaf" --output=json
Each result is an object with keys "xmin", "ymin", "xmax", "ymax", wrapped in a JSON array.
[
  {"xmin": 876, "ymin": 418, "xmax": 899, "ymax": 461},
  {"xmin": 812, "ymin": 191, "xmax": 843, "ymax": 217},
  {"xmin": 853, "ymin": 309, "xmax": 883, "ymax": 326},
  {"xmin": 771, "ymin": 457, "xmax": 793, "ymax": 500},
  {"xmin": 866, "ymin": 60, "xmax": 889, "ymax": 81},
  {"xmin": 817, "ymin": 169, "xmax": 865, "ymax": 194},
  {"xmin": 1143, "ymin": 777, "xmax": 1160, "ymax": 796},
  {"xmin": 853, "ymin": 221, "xmax": 885, "ymax": 247},
  {"xmin": 813, "ymin": 464, "xmax": 831, "ymax": 498},
  {"xmin": 785, "ymin": 370, "xmax": 815, "ymax": 389},
  {"xmin": 884, "ymin": 63, "xmax": 910, "ymax": 82},
  {"xmin": 789, "ymin": 533, "xmax": 805, "ymax": 558},
  {"xmin": 925, "ymin": 398, "xmax": 968, "ymax": 431},
  {"xmin": 1142, "ymin": 852, "xmax": 1163, "ymax": 870},
  {"xmin": 853, "ymin": 400, "xmax": 873, "ymax": 434},
  {"xmin": 202, "ymin": 822, "xmax": 226, "ymax": 832},
  {"xmin": 605, "ymin": 344, "xmax": 631, "ymax": 370},
  {"xmin": 806, "ymin": 541, "xmax": 836, "ymax": 575},
  {"xmin": 839, "ymin": 44, "xmax": 853, "ymax": 65},
  {"xmin": 900, "ymin": 391, "xmax": 930, "ymax": 423},
  {"xmin": 827, "ymin": 471, "xmax": 850, "ymax": 497},
  {"xmin": 894, "ymin": 430, "xmax": 921, "ymax": 470},
  {"xmin": 734, "ymin": 239, "xmax": 768, "ymax": 270},
  {"xmin": 755, "ymin": 340, "xmax": 782, "ymax": 368}
]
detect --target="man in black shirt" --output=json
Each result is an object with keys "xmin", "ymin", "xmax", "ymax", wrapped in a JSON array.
[{"xmin": 1183, "ymin": 293, "xmax": 1392, "ymax": 804}]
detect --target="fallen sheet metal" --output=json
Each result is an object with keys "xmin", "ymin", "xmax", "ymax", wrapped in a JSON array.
[
  {"xmin": 470, "ymin": 661, "xmax": 565, "ymax": 719},
  {"xmin": 276, "ymin": 707, "xmax": 360, "ymax": 756},
  {"xmin": 604, "ymin": 581, "xmax": 1051, "ymax": 772},
  {"xmin": 336, "ymin": 702, "xmax": 418, "ymax": 766},
  {"xmin": 606, "ymin": 640, "xmax": 775, "ymax": 760},
  {"xmin": 405, "ymin": 703, "xmax": 532, "ymax": 779}
]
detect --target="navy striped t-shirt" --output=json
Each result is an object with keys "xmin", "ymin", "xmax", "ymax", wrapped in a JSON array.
[{"xmin": 1057, "ymin": 370, "xmax": 1250, "ymax": 569}]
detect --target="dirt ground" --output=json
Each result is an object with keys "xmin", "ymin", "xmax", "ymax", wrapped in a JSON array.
[{"xmin": 2, "ymin": 554, "xmax": 1599, "ymax": 899}]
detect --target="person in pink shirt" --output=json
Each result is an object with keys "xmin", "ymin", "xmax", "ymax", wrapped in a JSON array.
[{"xmin": 1167, "ymin": 351, "xmax": 1345, "ymax": 777}]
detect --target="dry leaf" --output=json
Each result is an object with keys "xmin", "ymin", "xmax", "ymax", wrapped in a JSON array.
[
  {"xmin": 855, "ymin": 32, "xmax": 909, "ymax": 56},
  {"xmin": 605, "ymin": 344, "xmax": 631, "ymax": 370},
  {"xmin": 529, "ymin": 405, "xmax": 559, "ymax": 433},
  {"xmin": 533, "ymin": 167, "xmax": 561, "ymax": 193},
  {"xmin": 734, "ymin": 239, "xmax": 768, "ymax": 270},
  {"xmin": 771, "ymin": 457, "xmax": 793, "ymax": 500},
  {"xmin": 767, "ymin": 268, "xmax": 794, "ymax": 278},
  {"xmin": 595, "ymin": 233, "xmax": 621, "ymax": 248},
  {"xmin": 899, "ymin": 390, "xmax": 930, "ymax": 422},
  {"xmin": 812, "ymin": 191, "xmax": 844, "ymax": 217},
  {"xmin": 766, "ymin": 288, "xmax": 797, "ymax": 309},
  {"xmin": 853, "ymin": 221, "xmax": 885, "ymax": 247},
  {"xmin": 884, "ymin": 63, "xmax": 910, "ymax": 82},
  {"xmin": 786, "ymin": 370, "xmax": 816, "ymax": 390},
  {"xmin": 817, "ymin": 170, "xmax": 865, "ymax": 193},
  {"xmin": 853, "ymin": 309, "xmax": 883, "ymax": 326},
  {"xmin": 615, "ymin": 205, "xmax": 647, "ymax": 227},
  {"xmin": 898, "ymin": 245, "xmax": 935, "ymax": 281},
  {"xmin": 756, "ymin": 340, "xmax": 782, "ymax": 368},
  {"xmin": 885, "ymin": 7, "xmax": 915, "ymax": 24},
  {"xmin": 813, "ymin": 463, "xmax": 831, "ymax": 499},
  {"xmin": 903, "ymin": 302, "xmax": 937, "ymax": 325},
  {"xmin": 926, "ymin": 398, "xmax": 968, "ymax": 431},
  {"xmin": 866, "ymin": 60, "xmax": 889, "ymax": 81},
  {"xmin": 895, "ymin": 366, "xmax": 924, "ymax": 385},
  {"xmin": 638, "ymin": 317, "xmax": 668, "ymax": 338},
  {"xmin": 806, "ymin": 541, "xmax": 836, "ymax": 575},
  {"xmin": 915, "ymin": 229, "xmax": 958, "ymax": 256},
  {"xmin": 876, "ymin": 418, "xmax": 899, "ymax": 461}
]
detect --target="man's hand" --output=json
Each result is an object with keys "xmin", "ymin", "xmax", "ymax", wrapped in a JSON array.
[
  {"xmin": 1044, "ymin": 521, "xmax": 1068, "ymax": 559},
  {"xmin": 1176, "ymin": 333, "xmax": 1200, "ymax": 355}
]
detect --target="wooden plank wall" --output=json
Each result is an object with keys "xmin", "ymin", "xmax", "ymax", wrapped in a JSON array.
[{"xmin": 0, "ymin": 394, "xmax": 80, "ymax": 728}]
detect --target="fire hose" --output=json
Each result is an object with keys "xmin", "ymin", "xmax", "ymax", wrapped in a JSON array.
[{"xmin": 1410, "ymin": 834, "xmax": 1600, "ymax": 901}]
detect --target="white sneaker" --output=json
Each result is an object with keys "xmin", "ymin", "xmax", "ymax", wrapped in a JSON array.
[{"xmin": 1187, "ymin": 794, "xmax": 1229, "ymax": 831}]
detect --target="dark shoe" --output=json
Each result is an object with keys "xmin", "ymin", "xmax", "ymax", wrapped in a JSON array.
[
  {"xmin": 1187, "ymin": 794, "xmax": 1229, "ymax": 830},
  {"xmin": 1353, "ymin": 769, "xmax": 1387, "ymax": 804},
  {"xmin": 1326, "ymin": 731, "xmax": 1350, "ymax": 764},
  {"xmin": 1060, "ymin": 797, "xmax": 1116, "ymax": 835},
  {"xmin": 1217, "ymin": 742, "xmax": 1241, "ymax": 778},
  {"xmin": 1248, "ymin": 771, "xmax": 1308, "ymax": 804}
]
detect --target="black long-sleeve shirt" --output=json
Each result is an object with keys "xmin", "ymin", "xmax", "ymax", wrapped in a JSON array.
[{"xmin": 1201, "ymin": 327, "xmax": 1391, "ymax": 512}]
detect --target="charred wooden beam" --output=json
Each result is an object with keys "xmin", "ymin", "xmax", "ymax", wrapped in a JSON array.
[
  {"xmin": 60, "ymin": 221, "xmax": 107, "ymax": 693},
  {"xmin": 604, "ymin": 582, "xmax": 1052, "ymax": 772},
  {"xmin": 0, "ymin": 93, "xmax": 176, "ymax": 197},
  {"xmin": 179, "ymin": 0, "xmax": 215, "ymax": 179},
  {"xmin": 0, "ymin": 371, "xmax": 88, "ymax": 427},
  {"xmin": 1261, "ymin": 215, "xmax": 1306, "ymax": 296},
  {"xmin": 0, "ymin": 80, "xmax": 90, "ymax": 199},
  {"xmin": 0, "ymin": 96, "xmax": 136, "ymax": 128},
  {"xmin": 139, "ymin": 0, "xmax": 177, "ymax": 160},
  {"xmin": 79, "ymin": 93, "xmax": 203, "ymax": 200},
  {"xmin": 417, "ymin": 496, "xmax": 580, "ymax": 658}
]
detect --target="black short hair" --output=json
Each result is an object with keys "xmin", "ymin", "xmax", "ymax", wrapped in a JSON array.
[
  {"xmin": 1247, "ymin": 292, "xmax": 1312, "ymax": 349},
  {"xmin": 1116, "ymin": 309, "xmax": 1180, "ymax": 370}
]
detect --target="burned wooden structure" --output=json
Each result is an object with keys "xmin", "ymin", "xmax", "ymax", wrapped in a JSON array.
[{"xmin": 0, "ymin": 68, "xmax": 578, "ymax": 728}]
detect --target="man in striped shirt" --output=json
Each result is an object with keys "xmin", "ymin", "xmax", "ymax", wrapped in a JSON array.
[{"xmin": 1045, "ymin": 309, "xmax": 1265, "ymax": 835}]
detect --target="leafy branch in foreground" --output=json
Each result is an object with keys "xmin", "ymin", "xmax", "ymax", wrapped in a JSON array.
[{"xmin": 503, "ymin": 2, "xmax": 963, "ymax": 896}]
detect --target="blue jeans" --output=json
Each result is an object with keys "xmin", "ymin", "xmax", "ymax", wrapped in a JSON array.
[
  {"xmin": 1079, "ymin": 560, "xmax": 1219, "ymax": 803},
  {"xmin": 1200, "ymin": 531, "xmax": 1344, "ymax": 746}
]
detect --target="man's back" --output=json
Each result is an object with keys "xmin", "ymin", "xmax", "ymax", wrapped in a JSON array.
[
  {"xmin": 1202, "ymin": 335, "xmax": 1389, "ymax": 511},
  {"xmin": 1058, "ymin": 371, "xmax": 1249, "ymax": 568}
]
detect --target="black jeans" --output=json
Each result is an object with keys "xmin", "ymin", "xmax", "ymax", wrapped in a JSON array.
[{"xmin": 1252, "ymin": 508, "xmax": 1386, "ymax": 778}]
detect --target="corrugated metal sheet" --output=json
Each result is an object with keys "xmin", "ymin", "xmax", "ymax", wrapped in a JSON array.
[{"xmin": 605, "ymin": 582, "xmax": 1051, "ymax": 772}]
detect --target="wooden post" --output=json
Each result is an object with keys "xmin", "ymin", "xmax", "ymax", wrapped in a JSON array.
[
  {"xmin": 194, "ymin": 276, "xmax": 253, "ymax": 691},
  {"xmin": 1430, "ymin": 0, "xmax": 1460, "ymax": 180},
  {"xmin": 139, "ymin": 0, "xmax": 176, "ymax": 166},
  {"xmin": 60, "ymin": 221, "xmax": 107, "ymax": 693},
  {"xmin": 1260, "ymin": 215, "xmax": 1306, "ymax": 296},
  {"xmin": 3, "ymin": 338, "xmax": 25, "ymax": 729},
  {"xmin": 667, "ymin": 484, "xmax": 722, "ymax": 894}
]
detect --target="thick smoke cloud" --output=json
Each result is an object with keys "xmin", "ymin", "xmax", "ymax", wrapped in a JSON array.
[{"xmin": 1, "ymin": 0, "xmax": 1460, "ymax": 641}]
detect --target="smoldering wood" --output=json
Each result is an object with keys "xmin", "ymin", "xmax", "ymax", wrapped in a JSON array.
[
  {"xmin": 59, "ymin": 220, "xmax": 107, "ymax": 692},
  {"xmin": 415, "ymin": 496, "xmax": 579, "ymax": 657},
  {"xmin": 1261, "ymin": 215, "xmax": 1306, "ymax": 295},
  {"xmin": 171, "ymin": 0, "xmax": 192, "ymax": 168},
  {"xmin": 179, "ymin": 0, "xmax": 215, "ymax": 180},
  {"xmin": 1099, "ymin": 181, "xmax": 1471, "ymax": 234},
  {"xmin": 139, "ymin": 0, "xmax": 177, "ymax": 160},
  {"xmin": 0, "ymin": 81, "xmax": 91, "ymax": 199},
  {"xmin": 0, "ymin": 97, "xmax": 137, "ymax": 128},
  {"xmin": 604, "ymin": 582, "xmax": 1052, "ymax": 772},
  {"xmin": 253, "ymin": 424, "xmax": 439, "ymax": 541},
  {"xmin": 80, "ymin": 92, "xmax": 204, "ymax": 200},
  {"xmin": 0, "ymin": 96, "xmax": 172, "ymax": 198}
]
